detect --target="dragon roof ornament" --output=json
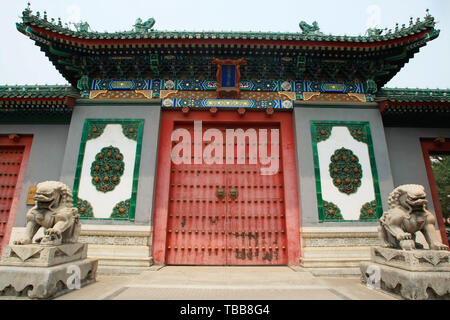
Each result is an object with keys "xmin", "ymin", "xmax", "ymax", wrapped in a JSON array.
[
  {"xmin": 299, "ymin": 21, "xmax": 324, "ymax": 35},
  {"xmin": 134, "ymin": 18, "xmax": 155, "ymax": 33}
]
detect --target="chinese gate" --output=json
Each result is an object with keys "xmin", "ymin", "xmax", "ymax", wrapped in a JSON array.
[{"xmin": 153, "ymin": 111, "xmax": 301, "ymax": 266}]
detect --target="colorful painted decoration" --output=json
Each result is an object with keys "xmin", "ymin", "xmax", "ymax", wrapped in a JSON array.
[
  {"xmin": 92, "ymin": 79, "xmax": 151, "ymax": 91},
  {"xmin": 74, "ymin": 198, "xmax": 93, "ymax": 218},
  {"xmin": 323, "ymin": 200, "xmax": 344, "ymax": 220},
  {"xmin": 90, "ymin": 146, "xmax": 125, "ymax": 193},
  {"xmin": 87, "ymin": 79, "xmax": 367, "ymax": 94},
  {"xmin": 359, "ymin": 200, "xmax": 378, "ymax": 220},
  {"xmin": 165, "ymin": 98, "xmax": 288, "ymax": 109},
  {"xmin": 329, "ymin": 148, "xmax": 363, "ymax": 195},
  {"xmin": 110, "ymin": 198, "xmax": 131, "ymax": 219}
]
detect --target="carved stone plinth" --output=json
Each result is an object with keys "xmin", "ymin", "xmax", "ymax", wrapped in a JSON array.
[
  {"xmin": 0, "ymin": 244, "xmax": 97, "ymax": 299},
  {"xmin": 361, "ymin": 247, "xmax": 450, "ymax": 300},
  {"xmin": 0, "ymin": 259, "xmax": 97, "ymax": 299},
  {"xmin": 1, "ymin": 243, "xmax": 87, "ymax": 267},
  {"xmin": 371, "ymin": 247, "xmax": 450, "ymax": 271}
]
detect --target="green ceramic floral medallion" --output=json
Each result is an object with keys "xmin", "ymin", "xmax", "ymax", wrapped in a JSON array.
[
  {"xmin": 86, "ymin": 123, "xmax": 106, "ymax": 141},
  {"xmin": 122, "ymin": 123, "xmax": 140, "ymax": 141},
  {"xmin": 329, "ymin": 147, "xmax": 363, "ymax": 195},
  {"xmin": 315, "ymin": 125, "xmax": 332, "ymax": 142},
  {"xmin": 91, "ymin": 145, "xmax": 125, "ymax": 193},
  {"xmin": 359, "ymin": 200, "xmax": 378, "ymax": 220},
  {"xmin": 323, "ymin": 200, "xmax": 343, "ymax": 220},
  {"xmin": 348, "ymin": 127, "xmax": 367, "ymax": 143},
  {"xmin": 110, "ymin": 198, "xmax": 131, "ymax": 219},
  {"xmin": 74, "ymin": 198, "xmax": 93, "ymax": 218}
]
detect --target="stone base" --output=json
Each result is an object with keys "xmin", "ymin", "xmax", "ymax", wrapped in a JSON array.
[
  {"xmin": 0, "ymin": 259, "xmax": 98, "ymax": 299},
  {"xmin": 361, "ymin": 247, "xmax": 450, "ymax": 300},
  {"xmin": 1, "ymin": 243, "xmax": 87, "ymax": 267},
  {"xmin": 9, "ymin": 227, "xmax": 153, "ymax": 274},
  {"xmin": 371, "ymin": 247, "xmax": 450, "ymax": 271}
]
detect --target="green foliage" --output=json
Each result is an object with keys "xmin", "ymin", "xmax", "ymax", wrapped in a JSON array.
[{"xmin": 431, "ymin": 155, "xmax": 450, "ymax": 225}]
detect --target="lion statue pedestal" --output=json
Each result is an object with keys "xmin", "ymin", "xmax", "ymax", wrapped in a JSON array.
[
  {"xmin": 0, "ymin": 181, "xmax": 98, "ymax": 299},
  {"xmin": 360, "ymin": 184, "xmax": 450, "ymax": 300}
]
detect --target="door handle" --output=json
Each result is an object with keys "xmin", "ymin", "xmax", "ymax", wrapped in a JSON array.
[
  {"xmin": 216, "ymin": 188, "xmax": 225, "ymax": 199},
  {"xmin": 229, "ymin": 188, "xmax": 239, "ymax": 200}
]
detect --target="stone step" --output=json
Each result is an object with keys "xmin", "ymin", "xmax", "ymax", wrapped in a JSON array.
[
  {"xmin": 87, "ymin": 245, "xmax": 150, "ymax": 258},
  {"xmin": 302, "ymin": 246, "xmax": 372, "ymax": 259},
  {"xmin": 97, "ymin": 266, "xmax": 153, "ymax": 275},
  {"xmin": 301, "ymin": 246, "xmax": 371, "ymax": 272},
  {"xmin": 306, "ymin": 267, "xmax": 361, "ymax": 277},
  {"xmin": 301, "ymin": 257, "xmax": 370, "ymax": 268},
  {"xmin": 79, "ymin": 225, "xmax": 153, "ymax": 270},
  {"xmin": 93, "ymin": 256, "xmax": 153, "ymax": 267}
]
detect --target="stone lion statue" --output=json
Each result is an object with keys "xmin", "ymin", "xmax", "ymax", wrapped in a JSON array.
[
  {"xmin": 378, "ymin": 184, "xmax": 448, "ymax": 251},
  {"xmin": 14, "ymin": 181, "xmax": 81, "ymax": 246}
]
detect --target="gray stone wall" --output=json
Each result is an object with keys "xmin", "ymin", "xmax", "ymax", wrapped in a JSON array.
[
  {"xmin": 293, "ymin": 105, "xmax": 395, "ymax": 227},
  {"xmin": 384, "ymin": 127, "xmax": 450, "ymax": 215},
  {"xmin": 59, "ymin": 103, "xmax": 161, "ymax": 225},
  {"xmin": 0, "ymin": 125, "xmax": 69, "ymax": 227}
]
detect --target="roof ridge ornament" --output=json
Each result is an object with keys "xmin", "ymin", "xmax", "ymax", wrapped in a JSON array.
[
  {"xmin": 299, "ymin": 21, "xmax": 323, "ymax": 35},
  {"xmin": 23, "ymin": 2, "xmax": 32, "ymax": 17},
  {"xmin": 366, "ymin": 28, "xmax": 383, "ymax": 37},
  {"xmin": 134, "ymin": 18, "xmax": 155, "ymax": 33},
  {"xmin": 424, "ymin": 8, "xmax": 436, "ymax": 27},
  {"xmin": 72, "ymin": 21, "xmax": 90, "ymax": 33}
]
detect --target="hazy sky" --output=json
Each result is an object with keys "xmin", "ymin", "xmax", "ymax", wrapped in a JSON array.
[{"xmin": 0, "ymin": 0, "xmax": 449, "ymax": 89}]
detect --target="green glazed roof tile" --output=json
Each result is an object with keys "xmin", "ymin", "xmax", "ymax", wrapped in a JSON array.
[
  {"xmin": 0, "ymin": 85, "xmax": 79, "ymax": 99},
  {"xmin": 17, "ymin": 5, "xmax": 439, "ymax": 44},
  {"xmin": 377, "ymin": 88, "xmax": 450, "ymax": 102}
]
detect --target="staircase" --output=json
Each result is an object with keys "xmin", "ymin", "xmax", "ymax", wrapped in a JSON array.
[
  {"xmin": 79, "ymin": 224, "xmax": 153, "ymax": 274},
  {"xmin": 300, "ymin": 226, "xmax": 380, "ymax": 276}
]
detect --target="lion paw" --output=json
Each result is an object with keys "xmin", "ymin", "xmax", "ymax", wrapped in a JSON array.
[
  {"xmin": 399, "ymin": 239, "xmax": 415, "ymax": 250},
  {"xmin": 396, "ymin": 232, "xmax": 412, "ymax": 241},
  {"xmin": 45, "ymin": 228, "xmax": 61, "ymax": 237}
]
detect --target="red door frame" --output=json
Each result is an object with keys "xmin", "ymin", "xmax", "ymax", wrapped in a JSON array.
[
  {"xmin": 0, "ymin": 135, "xmax": 33, "ymax": 254},
  {"xmin": 152, "ymin": 110, "xmax": 302, "ymax": 265},
  {"xmin": 420, "ymin": 138, "xmax": 450, "ymax": 247}
]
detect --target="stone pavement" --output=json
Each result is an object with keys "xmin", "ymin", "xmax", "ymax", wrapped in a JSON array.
[{"xmin": 52, "ymin": 266, "xmax": 398, "ymax": 300}]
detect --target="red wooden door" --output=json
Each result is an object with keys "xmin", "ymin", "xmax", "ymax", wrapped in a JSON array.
[
  {"xmin": 165, "ymin": 122, "xmax": 287, "ymax": 265},
  {"xmin": 0, "ymin": 146, "xmax": 25, "ymax": 243},
  {"xmin": 166, "ymin": 123, "xmax": 227, "ymax": 265},
  {"xmin": 226, "ymin": 124, "xmax": 287, "ymax": 265}
]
